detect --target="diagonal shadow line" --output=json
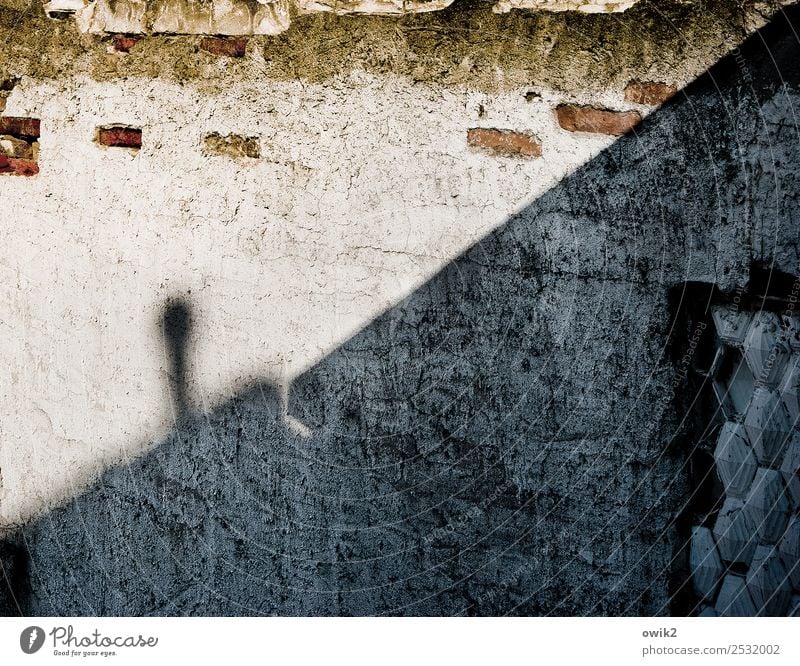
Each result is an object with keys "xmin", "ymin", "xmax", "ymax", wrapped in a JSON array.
[{"xmin": 2, "ymin": 7, "xmax": 799, "ymax": 617}]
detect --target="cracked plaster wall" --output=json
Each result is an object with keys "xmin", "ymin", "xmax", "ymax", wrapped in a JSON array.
[{"xmin": 0, "ymin": 0, "xmax": 799, "ymax": 615}]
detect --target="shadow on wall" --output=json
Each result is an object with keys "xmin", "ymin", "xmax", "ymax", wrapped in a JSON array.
[{"xmin": 1, "ymin": 8, "xmax": 799, "ymax": 616}]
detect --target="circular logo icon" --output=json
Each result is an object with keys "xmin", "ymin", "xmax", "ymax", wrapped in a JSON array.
[{"xmin": 20, "ymin": 626, "xmax": 45, "ymax": 654}]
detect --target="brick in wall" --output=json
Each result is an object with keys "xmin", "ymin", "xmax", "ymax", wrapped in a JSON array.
[
  {"xmin": 111, "ymin": 34, "xmax": 140, "ymax": 53},
  {"xmin": 0, "ymin": 116, "xmax": 41, "ymax": 140},
  {"xmin": 96, "ymin": 125, "xmax": 142, "ymax": 149},
  {"xmin": 555, "ymin": 104, "xmax": 641, "ymax": 136},
  {"xmin": 0, "ymin": 113, "xmax": 40, "ymax": 176},
  {"xmin": 199, "ymin": 37, "xmax": 248, "ymax": 58},
  {"xmin": 0, "ymin": 155, "xmax": 39, "ymax": 176},
  {"xmin": 624, "ymin": 80, "xmax": 677, "ymax": 106},
  {"xmin": 467, "ymin": 128, "xmax": 542, "ymax": 157}
]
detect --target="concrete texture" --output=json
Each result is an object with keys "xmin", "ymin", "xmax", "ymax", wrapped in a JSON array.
[{"xmin": 0, "ymin": 2, "xmax": 799, "ymax": 615}]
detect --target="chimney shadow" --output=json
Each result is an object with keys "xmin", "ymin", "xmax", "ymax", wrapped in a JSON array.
[{"xmin": 162, "ymin": 298, "xmax": 192, "ymax": 422}]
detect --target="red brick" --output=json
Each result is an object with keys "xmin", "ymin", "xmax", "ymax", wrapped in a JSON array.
[
  {"xmin": 96, "ymin": 125, "xmax": 142, "ymax": 149},
  {"xmin": 199, "ymin": 37, "xmax": 248, "ymax": 58},
  {"xmin": 112, "ymin": 34, "xmax": 139, "ymax": 53},
  {"xmin": 555, "ymin": 105, "xmax": 641, "ymax": 136},
  {"xmin": 0, "ymin": 155, "xmax": 38, "ymax": 176},
  {"xmin": 624, "ymin": 80, "xmax": 677, "ymax": 106},
  {"xmin": 0, "ymin": 116, "xmax": 41, "ymax": 139},
  {"xmin": 467, "ymin": 128, "xmax": 542, "ymax": 158}
]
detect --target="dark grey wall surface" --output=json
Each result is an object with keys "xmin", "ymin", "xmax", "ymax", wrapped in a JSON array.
[{"xmin": 2, "ymin": 8, "xmax": 799, "ymax": 617}]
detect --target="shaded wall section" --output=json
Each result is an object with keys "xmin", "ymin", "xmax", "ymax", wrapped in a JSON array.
[{"xmin": 2, "ymin": 7, "xmax": 799, "ymax": 616}]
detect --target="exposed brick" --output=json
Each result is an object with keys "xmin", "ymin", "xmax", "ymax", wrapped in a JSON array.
[
  {"xmin": 96, "ymin": 125, "xmax": 142, "ymax": 149},
  {"xmin": 0, "ymin": 134, "xmax": 35, "ymax": 159},
  {"xmin": 467, "ymin": 128, "xmax": 542, "ymax": 158},
  {"xmin": 555, "ymin": 104, "xmax": 641, "ymax": 136},
  {"xmin": 199, "ymin": 37, "xmax": 248, "ymax": 58},
  {"xmin": 0, "ymin": 116, "xmax": 41, "ymax": 140},
  {"xmin": 203, "ymin": 133, "xmax": 261, "ymax": 159},
  {"xmin": 0, "ymin": 155, "xmax": 38, "ymax": 176},
  {"xmin": 624, "ymin": 80, "xmax": 677, "ymax": 106},
  {"xmin": 111, "ymin": 34, "xmax": 140, "ymax": 53}
]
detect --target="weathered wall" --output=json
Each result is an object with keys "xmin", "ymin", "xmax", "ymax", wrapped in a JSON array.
[{"xmin": 1, "ymin": 1, "xmax": 799, "ymax": 615}]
